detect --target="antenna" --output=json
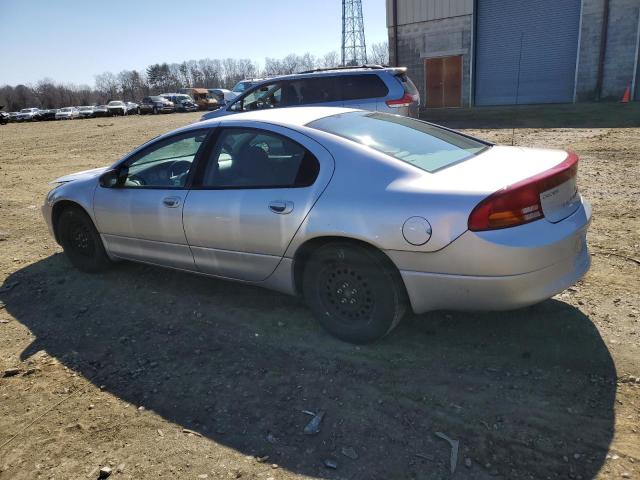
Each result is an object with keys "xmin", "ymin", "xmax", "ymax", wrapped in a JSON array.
[
  {"xmin": 511, "ymin": 32, "xmax": 524, "ymax": 146},
  {"xmin": 342, "ymin": 0, "xmax": 368, "ymax": 66}
]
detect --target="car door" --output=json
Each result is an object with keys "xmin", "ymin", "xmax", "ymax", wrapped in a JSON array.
[
  {"xmin": 93, "ymin": 128, "xmax": 213, "ymax": 270},
  {"xmin": 183, "ymin": 122, "xmax": 334, "ymax": 282}
]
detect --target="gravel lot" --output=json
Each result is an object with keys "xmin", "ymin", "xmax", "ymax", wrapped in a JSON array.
[{"xmin": 0, "ymin": 113, "xmax": 638, "ymax": 479}]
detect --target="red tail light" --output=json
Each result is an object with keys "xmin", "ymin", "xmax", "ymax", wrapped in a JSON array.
[
  {"xmin": 385, "ymin": 93, "xmax": 415, "ymax": 108},
  {"xmin": 468, "ymin": 152, "xmax": 579, "ymax": 231}
]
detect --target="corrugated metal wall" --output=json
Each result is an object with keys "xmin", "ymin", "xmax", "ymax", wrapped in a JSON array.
[
  {"xmin": 386, "ymin": 0, "xmax": 473, "ymax": 26},
  {"xmin": 474, "ymin": 0, "xmax": 581, "ymax": 105}
]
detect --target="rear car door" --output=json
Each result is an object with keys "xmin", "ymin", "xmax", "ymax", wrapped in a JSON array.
[
  {"xmin": 183, "ymin": 122, "xmax": 334, "ymax": 282},
  {"xmin": 93, "ymin": 128, "xmax": 212, "ymax": 270}
]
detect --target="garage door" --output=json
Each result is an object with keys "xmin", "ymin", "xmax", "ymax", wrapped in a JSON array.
[{"xmin": 474, "ymin": 0, "xmax": 581, "ymax": 105}]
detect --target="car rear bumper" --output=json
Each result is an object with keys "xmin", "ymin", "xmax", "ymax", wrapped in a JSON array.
[
  {"xmin": 392, "ymin": 199, "xmax": 592, "ymax": 314},
  {"xmin": 401, "ymin": 241, "xmax": 590, "ymax": 313}
]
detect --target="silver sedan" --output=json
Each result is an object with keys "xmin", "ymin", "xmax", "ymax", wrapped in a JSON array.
[{"xmin": 42, "ymin": 107, "xmax": 591, "ymax": 343}]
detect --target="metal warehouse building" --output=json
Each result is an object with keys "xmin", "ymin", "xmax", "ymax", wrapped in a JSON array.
[{"xmin": 387, "ymin": 0, "xmax": 640, "ymax": 107}]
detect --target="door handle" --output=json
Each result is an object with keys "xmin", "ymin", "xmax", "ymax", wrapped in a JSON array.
[
  {"xmin": 268, "ymin": 201, "xmax": 294, "ymax": 215},
  {"xmin": 163, "ymin": 196, "xmax": 181, "ymax": 208}
]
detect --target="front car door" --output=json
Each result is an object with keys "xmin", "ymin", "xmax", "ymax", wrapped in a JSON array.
[
  {"xmin": 93, "ymin": 128, "xmax": 212, "ymax": 270},
  {"xmin": 183, "ymin": 122, "xmax": 334, "ymax": 281}
]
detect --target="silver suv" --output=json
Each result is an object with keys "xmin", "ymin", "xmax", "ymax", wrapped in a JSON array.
[{"xmin": 201, "ymin": 66, "xmax": 420, "ymax": 121}]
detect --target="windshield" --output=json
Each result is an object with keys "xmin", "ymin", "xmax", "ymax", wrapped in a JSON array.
[
  {"xmin": 60, "ymin": 108, "xmax": 71, "ymax": 112},
  {"xmin": 108, "ymin": 101, "xmax": 123, "ymax": 106},
  {"xmin": 79, "ymin": 106, "xmax": 92, "ymax": 111},
  {"xmin": 308, "ymin": 112, "xmax": 489, "ymax": 173},
  {"xmin": 20, "ymin": 109, "xmax": 34, "ymax": 113}
]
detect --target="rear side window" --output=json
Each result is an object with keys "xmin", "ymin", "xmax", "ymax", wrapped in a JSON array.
[
  {"xmin": 200, "ymin": 128, "xmax": 320, "ymax": 188},
  {"xmin": 338, "ymin": 74, "xmax": 389, "ymax": 100},
  {"xmin": 308, "ymin": 111, "xmax": 488, "ymax": 173},
  {"xmin": 281, "ymin": 77, "xmax": 340, "ymax": 106}
]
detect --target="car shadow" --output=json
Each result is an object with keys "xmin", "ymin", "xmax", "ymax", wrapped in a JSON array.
[{"xmin": 3, "ymin": 254, "xmax": 615, "ymax": 479}]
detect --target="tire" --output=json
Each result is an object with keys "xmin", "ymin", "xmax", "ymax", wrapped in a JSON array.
[
  {"xmin": 302, "ymin": 242, "xmax": 407, "ymax": 344},
  {"xmin": 57, "ymin": 207, "xmax": 111, "ymax": 273}
]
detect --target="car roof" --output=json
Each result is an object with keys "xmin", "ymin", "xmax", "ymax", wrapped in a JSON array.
[
  {"xmin": 243, "ymin": 66, "xmax": 404, "ymax": 86},
  {"xmin": 198, "ymin": 106, "xmax": 359, "ymax": 129}
]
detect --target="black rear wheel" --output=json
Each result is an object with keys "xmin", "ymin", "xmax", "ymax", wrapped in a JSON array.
[
  {"xmin": 57, "ymin": 207, "xmax": 111, "ymax": 273},
  {"xmin": 302, "ymin": 243, "xmax": 407, "ymax": 344}
]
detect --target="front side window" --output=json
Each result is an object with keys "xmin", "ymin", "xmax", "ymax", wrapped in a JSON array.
[
  {"xmin": 231, "ymin": 83, "xmax": 282, "ymax": 112},
  {"xmin": 308, "ymin": 112, "xmax": 488, "ymax": 172},
  {"xmin": 121, "ymin": 130, "xmax": 209, "ymax": 188},
  {"xmin": 199, "ymin": 128, "xmax": 319, "ymax": 188}
]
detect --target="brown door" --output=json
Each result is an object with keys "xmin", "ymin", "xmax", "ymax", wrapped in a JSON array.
[{"xmin": 425, "ymin": 55, "xmax": 462, "ymax": 108}]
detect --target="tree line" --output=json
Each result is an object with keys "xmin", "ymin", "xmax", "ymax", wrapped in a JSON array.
[{"xmin": 0, "ymin": 43, "xmax": 389, "ymax": 111}]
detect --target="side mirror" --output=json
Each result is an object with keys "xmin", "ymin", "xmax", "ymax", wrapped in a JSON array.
[{"xmin": 99, "ymin": 168, "xmax": 123, "ymax": 188}]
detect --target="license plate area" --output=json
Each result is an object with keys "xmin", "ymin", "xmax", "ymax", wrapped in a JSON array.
[{"xmin": 540, "ymin": 176, "xmax": 580, "ymax": 223}]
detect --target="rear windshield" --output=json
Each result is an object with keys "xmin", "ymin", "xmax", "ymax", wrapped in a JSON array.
[{"xmin": 308, "ymin": 111, "xmax": 489, "ymax": 173}]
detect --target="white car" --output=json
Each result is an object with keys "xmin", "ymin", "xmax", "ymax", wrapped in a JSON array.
[
  {"xmin": 42, "ymin": 107, "xmax": 591, "ymax": 343},
  {"xmin": 17, "ymin": 108, "xmax": 41, "ymax": 121},
  {"xmin": 208, "ymin": 88, "xmax": 236, "ymax": 105},
  {"xmin": 107, "ymin": 101, "xmax": 127, "ymax": 116},
  {"xmin": 55, "ymin": 107, "xmax": 79, "ymax": 120}
]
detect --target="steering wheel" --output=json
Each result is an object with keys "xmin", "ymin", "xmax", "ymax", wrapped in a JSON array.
[
  {"xmin": 127, "ymin": 174, "xmax": 145, "ymax": 186},
  {"xmin": 170, "ymin": 160, "xmax": 191, "ymax": 178}
]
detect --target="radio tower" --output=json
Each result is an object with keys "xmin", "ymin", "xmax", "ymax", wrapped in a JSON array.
[{"xmin": 341, "ymin": 0, "xmax": 367, "ymax": 66}]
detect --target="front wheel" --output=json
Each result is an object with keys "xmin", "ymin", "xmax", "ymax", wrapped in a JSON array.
[
  {"xmin": 57, "ymin": 207, "xmax": 111, "ymax": 273},
  {"xmin": 302, "ymin": 243, "xmax": 407, "ymax": 344}
]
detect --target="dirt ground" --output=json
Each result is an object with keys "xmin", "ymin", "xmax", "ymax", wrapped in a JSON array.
[{"xmin": 0, "ymin": 113, "xmax": 638, "ymax": 480}]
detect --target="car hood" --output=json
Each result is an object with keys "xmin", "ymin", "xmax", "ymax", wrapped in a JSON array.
[{"xmin": 50, "ymin": 166, "xmax": 108, "ymax": 185}]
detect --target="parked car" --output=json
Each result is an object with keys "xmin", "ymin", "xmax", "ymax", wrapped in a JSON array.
[
  {"xmin": 37, "ymin": 109, "xmax": 59, "ymax": 121},
  {"xmin": 17, "ymin": 108, "xmax": 41, "ymax": 121},
  {"xmin": 93, "ymin": 105, "xmax": 110, "ymax": 117},
  {"xmin": 201, "ymin": 66, "xmax": 420, "ymax": 121},
  {"xmin": 139, "ymin": 96, "xmax": 174, "ymax": 114},
  {"xmin": 55, "ymin": 107, "xmax": 79, "ymax": 120},
  {"xmin": 230, "ymin": 79, "xmax": 260, "ymax": 96},
  {"xmin": 208, "ymin": 88, "xmax": 235, "ymax": 106},
  {"xmin": 42, "ymin": 107, "xmax": 591, "ymax": 344},
  {"xmin": 178, "ymin": 88, "xmax": 218, "ymax": 110},
  {"xmin": 107, "ymin": 101, "xmax": 127, "ymax": 116},
  {"xmin": 78, "ymin": 106, "xmax": 95, "ymax": 119},
  {"xmin": 160, "ymin": 94, "xmax": 198, "ymax": 112},
  {"xmin": 8, "ymin": 112, "xmax": 20, "ymax": 122},
  {"xmin": 125, "ymin": 102, "xmax": 139, "ymax": 115}
]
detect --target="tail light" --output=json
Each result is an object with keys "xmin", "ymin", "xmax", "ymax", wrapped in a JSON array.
[
  {"xmin": 385, "ymin": 92, "xmax": 416, "ymax": 108},
  {"xmin": 468, "ymin": 152, "xmax": 579, "ymax": 231}
]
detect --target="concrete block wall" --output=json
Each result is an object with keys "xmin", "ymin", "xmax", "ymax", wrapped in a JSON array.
[
  {"xmin": 389, "ymin": 14, "xmax": 473, "ymax": 107},
  {"xmin": 577, "ymin": 0, "xmax": 640, "ymax": 101}
]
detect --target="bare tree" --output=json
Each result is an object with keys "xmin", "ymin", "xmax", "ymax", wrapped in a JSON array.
[
  {"xmin": 95, "ymin": 72, "xmax": 120, "ymax": 100},
  {"xmin": 2, "ymin": 46, "xmax": 387, "ymax": 110},
  {"xmin": 320, "ymin": 51, "xmax": 340, "ymax": 68},
  {"xmin": 369, "ymin": 41, "xmax": 389, "ymax": 66}
]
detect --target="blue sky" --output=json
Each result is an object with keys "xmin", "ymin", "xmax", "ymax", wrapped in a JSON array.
[{"xmin": 0, "ymin": 0, "xmax": 388, "ymax": 87}]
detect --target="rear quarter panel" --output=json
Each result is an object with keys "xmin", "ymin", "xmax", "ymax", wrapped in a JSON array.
[{"xmin": 283, "ymin": 128, "xmax": 488, "ymax": 256}]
